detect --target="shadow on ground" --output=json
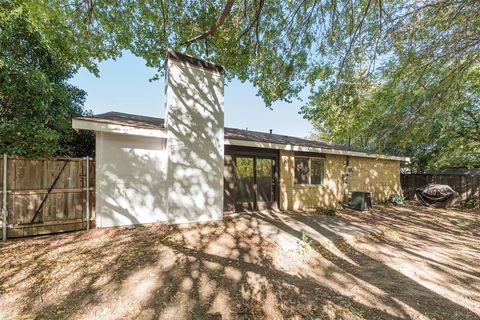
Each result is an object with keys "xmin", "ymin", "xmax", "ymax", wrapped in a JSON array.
[{"xmin": 0, "ymin": 205, "xmax": 479, "ymax": 319}]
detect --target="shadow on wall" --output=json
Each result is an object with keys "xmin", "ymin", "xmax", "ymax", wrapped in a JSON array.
[
  {"xmin": 280, "ymin": 153, "xmax": 345, "ymax": 210},
  {"xmin": 97, "ymin": 133, "xmax": 168, "ymax": 227},
  {"xmin": 348, "ymin": 157, "xmax": 401, "ymax": 202},
  {"xmin": 96, "ymin": 57, "xmax": 224, "ymax": 227},
  {"xmin": 280, "ymin": 153, "xmax": 402, "ymax": 210},
  {"xmin": 166, "ymin": 58, "xmax": 224, "ymax": 223}
]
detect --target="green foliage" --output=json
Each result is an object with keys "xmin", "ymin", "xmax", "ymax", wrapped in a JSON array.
[
  {"xmin": 22, "ymin": 0, "xmax": 348, "ymax": 104},
  {"xmin": 12, "ymin": 0, "xmax": 479, "ymax": 167},
  {"xmin": 0, "ymin": 0, "xmax": 94, "ymax": 158},
  {"xmin": 297, "ymin": 232, "xmax": 314, "ymax": 257},
  {"xmin": 300, "ymin": 1, "xmax": 480, "ymax": 171},
  {"xmin": 303, "ymin": 62, "xmax": 480, "ymax": 171}
]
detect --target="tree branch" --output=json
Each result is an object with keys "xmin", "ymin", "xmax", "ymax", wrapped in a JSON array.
[
  {"xmin": 83, "ymin": 0, "xmax": 97, "ymax": 24},
  {"xmin": 339, "ymin": 0, "xmax": 372, "ymax": 74},
  {"xmin": 180, "ymin": 0, "xmax": 235, "ymax": 46},
  {"xmin": 238, "ymin": 0, "xmax": 264, "ymax": 41},
  {"xmin": 160, "ymin": 0, "xmax": 167, "ymax": 37}
]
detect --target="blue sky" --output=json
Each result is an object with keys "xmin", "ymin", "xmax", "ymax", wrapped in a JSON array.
[{"xmin": 70, "ymin": 51, "xmax": 314, "ymax": 137}]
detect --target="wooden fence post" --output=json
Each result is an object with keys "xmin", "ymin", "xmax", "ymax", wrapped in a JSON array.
[{"xmin": 2, "ymin": 154, "xmax": 7, "ymax": 241}]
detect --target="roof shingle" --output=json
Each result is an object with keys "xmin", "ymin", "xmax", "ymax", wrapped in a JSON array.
[{"xmin": 76, "ymin": 111, "xmax": 368, "ymax": 153}]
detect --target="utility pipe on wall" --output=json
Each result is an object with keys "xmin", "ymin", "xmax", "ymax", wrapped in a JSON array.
[
  {"xmin": 2, "ymin": 154, "xmax": 7, "ymax": 241},
  {"xmin": 86, "ymin": 156, "xmax": 90, "ymax": 230}
]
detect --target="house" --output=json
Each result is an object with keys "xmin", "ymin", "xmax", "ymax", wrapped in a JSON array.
[{"xmin": 72, "ymin": 51, "xmax": 409, "ymax": 228}]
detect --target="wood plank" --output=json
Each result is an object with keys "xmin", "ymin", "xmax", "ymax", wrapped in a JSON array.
[
  {"xmin": 0, "ymin": 157, "xmax": 4, "ymax": 212},
  {"xmin": 65, "ymin": 191, "xmax": 71, "ymax": 220},
  {"xmin": 2, "ymin": 188, "xmax": 94, "ymax": 195},
  {"xmin": 7, "ymin": 221, "xmax": 87, "ymax": 238},
  {"xmin": 7, "ymin": 156, "xmax": 86, "ymax": 161},
  {"xmin": 8, "ymin": 218, "xmax": 85, "ymax": 227},
  {"xmin": 56, "ymin": 193, "xmax": 64, "ymax": 221},
  {"xmin": 0, "ymin": 156, "xmax": 3, "ymax": 190},
  {"xmin": 3, "ymin": 156, "xmax": 95, "ymax": 237},
  {"xmin": 6, "ymin": 195, "xmax": 15, "ymax": 224},
  {"xmin": 43, "ymin": 192, "xmax": 55, "ymax": 222},
  {"xmin": 75, "ymin": 192, "xmax": 84, "ymax": 220},
  {"xmin": 11, "ymin": 195, "xmax": 23, "ymax": 224}
]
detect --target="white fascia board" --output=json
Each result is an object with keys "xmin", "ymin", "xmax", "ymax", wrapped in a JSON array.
[
  {"xmin": 225, "ymin": 138, "xmax": 410, "ymax": 162},
  {"xmin": 72, "ymin": 119, "xmax": 168, "ymax": 138}
]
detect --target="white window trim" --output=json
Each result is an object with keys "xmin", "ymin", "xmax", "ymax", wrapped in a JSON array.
[{"xmin": 294, "ymin": 156, "xmax": 325, "ymax": 186}]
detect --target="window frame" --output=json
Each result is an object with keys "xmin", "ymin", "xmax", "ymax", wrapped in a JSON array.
[{"xmin": 294, "ymin": 156, "xmax": 325, "ymax": 186}]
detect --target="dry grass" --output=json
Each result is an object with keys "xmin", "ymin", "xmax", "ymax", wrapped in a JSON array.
[{"xmin": 0, "ymin": 205, "xmax": 479, "ymax": 319}]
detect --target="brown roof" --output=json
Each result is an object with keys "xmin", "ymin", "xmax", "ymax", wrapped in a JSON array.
[
  {"xmin": 223, "ymin": 127, "xmax": 368, "ymax": 152},
  {"xmin": 76, "ymin": 111, "xmax": 368, "ymax": 153},
  {"xmin": 78, "ymin": 112, "xmax": 165, "ymax": 130}
]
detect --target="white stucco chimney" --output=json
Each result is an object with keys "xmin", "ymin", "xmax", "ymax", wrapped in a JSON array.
[{"xmin": 164, "ymin": 51, "xmax": 225, "ymax": 223}]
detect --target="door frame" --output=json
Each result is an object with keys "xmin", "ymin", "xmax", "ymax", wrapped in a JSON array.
[{"xmin": 224, "ymin": 145, "xmax": 279, "ymax": 211}]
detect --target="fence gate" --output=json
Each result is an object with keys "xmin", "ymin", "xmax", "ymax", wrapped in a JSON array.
[{"xmin": 0, "ymin": 156, "xmax": 95, "ymax": 238}]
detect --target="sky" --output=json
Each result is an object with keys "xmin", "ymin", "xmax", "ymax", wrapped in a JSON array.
[{"xmin": 69, "ymin": 51, "xmax": 315, "ymax": 138}]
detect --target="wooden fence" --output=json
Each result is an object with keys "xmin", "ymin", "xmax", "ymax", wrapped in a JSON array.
[
  {"xmin": 0, "ymin": 156, "xmax": 95, "ymax": 238},
  {"xmin": 401, "ymin": 174, "xmax": 480, "ymax": 207}
]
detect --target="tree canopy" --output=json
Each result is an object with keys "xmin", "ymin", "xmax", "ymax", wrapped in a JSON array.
[
  {"xmin": 0, "ymin": 0, "xmax": 94, "ymax": 157},
  {"xmin": 4, "ymin": 0, "xmax": 480, "ymax": 169}
]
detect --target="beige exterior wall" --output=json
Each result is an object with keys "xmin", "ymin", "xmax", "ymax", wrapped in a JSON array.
[
  {"xmin": 348, "ymin": 156, "xmax": 401, "ymax": 202},
  {"xmin": 279, "ymin": 150, "xmax": 401, "ymax": 210}
]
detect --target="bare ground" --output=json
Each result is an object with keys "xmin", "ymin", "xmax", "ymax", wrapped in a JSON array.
[{"xmin": 0, "ymin": 205, "xmax": 479, "ymax": 320}]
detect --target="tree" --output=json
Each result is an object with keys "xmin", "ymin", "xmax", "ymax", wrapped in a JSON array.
[
  {"xmin": 303, "ymin": 63, "xmax": 480, "ymax": 172},
  {"xmin": 300, "ymin": 0, "xmax": 480, "ymax": 171},
  {"xmin": 23, "ymin": 0, "xmax": 350, "ymax": 103},
  {"xmin": 20, "ymin": 0, "xmax": 480, "ymax": 168},
  {"xmin": 0, "ymin": 0, "xmax": 94, "ymax": 157}
]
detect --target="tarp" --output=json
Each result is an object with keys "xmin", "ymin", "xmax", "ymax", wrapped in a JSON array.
[{"xmin": 415, "ymin": 184, "xmax": 457, "ymax": 208}]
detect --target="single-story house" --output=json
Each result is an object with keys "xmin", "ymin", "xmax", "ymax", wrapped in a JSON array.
[{"xmin": 73, "ymin": 51, "xmax": 409, "ymax": 228}]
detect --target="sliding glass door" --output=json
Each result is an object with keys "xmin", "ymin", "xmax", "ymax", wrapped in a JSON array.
[
  {"xmin": 234, "ymin": 157, "xmax": 255, "ymax": 210},
  {"xmin": 256, "ymin": 158, "xmax": 274, "ymax": 209},
  {"xmin": 234, "ymin": 156, "xmax": 276, "ymax": 211}
]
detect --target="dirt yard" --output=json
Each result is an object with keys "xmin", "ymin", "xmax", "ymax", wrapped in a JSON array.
[{"xmin": 0, "ymin": 205, "xmax": 479, "ymax": 320}]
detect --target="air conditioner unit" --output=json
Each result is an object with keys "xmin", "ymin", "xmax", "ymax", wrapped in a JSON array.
[{"xmin": 350, "ymin": 191, "xmax": 372, "ymax": 211}]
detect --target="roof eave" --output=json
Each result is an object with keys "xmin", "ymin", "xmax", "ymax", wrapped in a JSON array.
[
  {"xmin": 225, "ymin": 138, "xmax": 410, "ymax": 162},
  {"xmin": 72, "ymin": 118, "xmax": 168, "ymax": 138},
  {"xmin": 73, "ymin": 117, "xmax": 409, "ymax": 162}
]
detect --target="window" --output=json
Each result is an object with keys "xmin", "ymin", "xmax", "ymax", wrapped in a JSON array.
[
  {"xmin": 294, "ymin": 158, "xmax": 309, "ymax": 184},
  {"xmin": 294, "ymin": 157, "xmax": 325, "ymax": 185}
]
